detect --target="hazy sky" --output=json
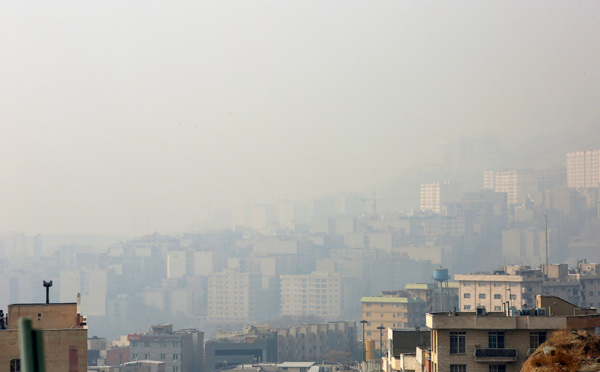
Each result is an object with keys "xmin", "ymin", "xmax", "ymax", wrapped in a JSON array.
[{"xmin": 1, "ymin": 1, "xmax": 599, "ymax": 235}]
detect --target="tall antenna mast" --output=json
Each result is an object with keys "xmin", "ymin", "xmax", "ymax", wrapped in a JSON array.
[{"xmin": 545, "ymin": 215, "xmax": 549, "ymax": 279}]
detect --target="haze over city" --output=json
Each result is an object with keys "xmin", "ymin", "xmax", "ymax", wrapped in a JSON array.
[{"xmin": 1, "ymin": 1, "xmax": 599, "ymax": 235}]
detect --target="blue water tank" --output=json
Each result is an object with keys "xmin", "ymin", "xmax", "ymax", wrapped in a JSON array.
[{"xmin": 433, "ymin": 268, "xmax": 449, "ymax": 281}]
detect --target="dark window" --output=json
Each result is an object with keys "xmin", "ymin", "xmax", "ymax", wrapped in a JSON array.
[
  {"xmin": 530, "ymin": 332, "xmax": 547, "ymax": 349},
  {"xmin": 10, "ymin": 359, "xmax": 20, "ymax": 372},
  {"xmin": 489, "ymin": 365, "xmax": 506, "ymax": 372},
  {"xmin": 450, "ymin": 365, "xmax": 466, "ymax": 372},
  {"xmin": 450, "ymin": 332, "xmax": 466, "ymax": 354},
  {"xmin": 489, "ymin": 332, "xmax": 505, "ymax": 349}
]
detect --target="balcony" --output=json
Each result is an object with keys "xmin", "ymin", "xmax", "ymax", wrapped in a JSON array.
[{"xmin": 473, "ymin": 348, "xmax": 518, "ymax": 362}]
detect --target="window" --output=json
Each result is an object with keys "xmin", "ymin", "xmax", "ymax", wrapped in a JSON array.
[
  {"xmin": 450, "ymin": 366, "xmax": 466, "ymax": 372},
  {"xmin": 479, "ymin": 294, "xmax": 486, "ymax": 299},
  {"xmin": 366, "ymin": 312, "xmax": 371, "ymax": 316},
  {"xmin": 463, "ymin": 293, "xmax": 471, "ymax": 299},
  {"xmin": 450, "ymin": 332, "xmax": 466, "ymax": 354},
  {"xmin": 367, "ymin": 331, "xmax": 372, "ymax": 336},
  {"xmin": 464, "ymin": 282, "xmax": 471, "ymax": 287},
  {"xmin": 489, "ymin": 366, "xmax": 506, "ymax": 372},
  {"xmin": 131, "ymin": 341, "xmax": 138, "ymax": 347},
  {"xmin": 145, "ymin": 342, "xmax": 150, "ymax": 347},
  {"xmin": 510, "ymin": 283, "xmax": 518, "ymax": 287},
  {"xmin": 489, "ymin": 332, "xmax": 505, "ymax": 349},
  {"xmin": 174, "ymin": 367, "xmax": 179, "ymax": 372},
  {"xmin": 463, "ymin": 305, "xmax": 471, "ymax": 310},
  {"xmin": 494, "ymin": 282, "xmax": 502, "ymax": 287},
  {"xmin": 161, "ymin": 342, "xmax": 166, "ymax": 347},
  {"xmin": 380, "ymin": 314, "xmax": 383, "ymax": 317},
  {"xmin": 510, "ymin": 294, "xmax": 517, "ymax": 300},
  {"xmin": 530, "ymin": 332, "xmax": 547, "ymax": 349},
  {"xmin": 132, "ymin": 354, "xmax": 138, "ymax": 360},
  {"xmin": 10, "ymin": 359, "xmax": 20, "ymax": 372},
  {"xmin": 494, "ymin": 294, "xmax": 502, "ymax": 299},
  {"xmin": 173, "ymin": 354, "xmax": 179, "ymax": 360},
  {"xmin": 161, "ymin": 354, "xmax": 166, "ymax": 360},
  {"xmin": 494, "ymin": 306, "xmax": 502, "ymax": 311},
  {"xmin": 145, "ymin": 354, "xmax": 150, "ymax": 359},
  {"xmin": 479, "ymin": 282, "xmax": 486, "ymax": 287}
]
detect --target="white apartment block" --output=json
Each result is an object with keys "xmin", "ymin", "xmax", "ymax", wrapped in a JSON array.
[
  {"xmin": 483, "ymin": 170, "xmax": 537, "ymax": 205},
  {"xmin": 567, "ymin": 149, "xmax": 600, "ymax": 189},
  {"xmin": 280, "ymin": 272, "xmax": 346, "ymax": 318},
  {"xmin": 207, "ymin": 270, "xmax": 261, "ymax": 322},
  {"xmin": 456, "ymin": 262, "xmax": 600, "ymax": 312}
]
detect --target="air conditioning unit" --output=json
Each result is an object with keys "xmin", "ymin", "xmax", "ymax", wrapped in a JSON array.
[{"xmin": 476, "ymin": 306, "xmax": 488, "ymax": 316}]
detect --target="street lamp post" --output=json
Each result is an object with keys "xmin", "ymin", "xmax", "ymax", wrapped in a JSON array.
[
  {"xmin": 377, "ymin": 325, "xmax": 385, "ymax": 358},
  {"xmin": 360, "ymin": 320, "xmax": 368, "ymax": 362}
]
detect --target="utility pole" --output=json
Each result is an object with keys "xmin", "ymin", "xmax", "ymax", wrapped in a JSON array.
[
  {"xmin": 360, "ymin": 320, "xmax": 368, "ymax": 362},
  {"xmin": 377, "ymin": 325, "xmax": 385, "ymax": 358}
]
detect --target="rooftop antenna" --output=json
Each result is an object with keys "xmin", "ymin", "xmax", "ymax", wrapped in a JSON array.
[{"xmin": 43, "ymin": 280, "xmax": 53, "ymax": 304}]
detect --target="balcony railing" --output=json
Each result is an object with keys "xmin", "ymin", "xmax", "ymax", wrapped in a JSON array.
[{"xmin": 473, "ymin": 348, "xmax": 518, "ymax": 362}]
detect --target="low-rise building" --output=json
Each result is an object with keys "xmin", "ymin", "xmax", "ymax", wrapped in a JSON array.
[
  {"xmin": 128, "ymin": 324, "xmax": 204, "ymax": 372},
  {"xmin": 426, "ymin": 295, "xmax": 600, "ymax": 372},
  {"xmin": 0, "ymin": 297, "xmax": 88, "ymax": 372},
  {"xmin": 361, "ymin": 291, "xmax": 426, "ymax": 352}
]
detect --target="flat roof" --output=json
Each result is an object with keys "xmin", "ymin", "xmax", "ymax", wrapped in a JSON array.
[
  {"xmin": 361, "ymin": 296, "xmax": 423, "ymax": 303},
  {"xmin": 279, "ymin": 362, "xmax": 315, "ymax": 368}
]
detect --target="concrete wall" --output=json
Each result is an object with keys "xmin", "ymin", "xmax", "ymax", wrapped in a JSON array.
[{"xmin": 8, "ymin": 303, "xmax": 78, "ymax": 330}]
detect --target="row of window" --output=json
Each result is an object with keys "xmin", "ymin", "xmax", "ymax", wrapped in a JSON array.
[
  {"xmin": 131, "ymin": 341, "xmax": 181, "ymax": 348},
  {"xmin": 449, "ymin": 331, "xmax": 547, "ymax": 353},
  {"xmin": 450, "ymin": 366, "xmax": 505, "ymax": 372},
  {"xmin": 463, "ymin": 293, "xmax": 517, "ymax": 300},
  {"xmin": 132, "ymin": 353, "xmax": 179, "ymax": 360},
  {"xmin": 463, "ymin": 282, "xmax": 520, "ymax": 287}
]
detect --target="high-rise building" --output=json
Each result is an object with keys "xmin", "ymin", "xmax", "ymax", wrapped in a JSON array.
[
  {"xmin": 567, "ymin": 149, "xmax": 600, "ymax": 189},
  {"xmin": 207, "ymin": 271, "xmax": 261, "ymax": 322},
  {"xmin": 280, "ymin": 272, "xmax": 348, "ymax": 318},
  {"xmin": 420, "ymin": 182, "xmax": 460, "ymax": 215},
  {"xmin": 483, "ymin": 169, "xmax": 537, "ymax": 205}
]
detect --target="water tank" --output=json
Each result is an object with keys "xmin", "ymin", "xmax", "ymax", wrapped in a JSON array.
[
  {"xmin": 433, "ymin": 268, "xmax": 449, "ymax": 281},
  {"xmin": 365, "ymin": 339, "xmax": 376, "ymax": 361}
]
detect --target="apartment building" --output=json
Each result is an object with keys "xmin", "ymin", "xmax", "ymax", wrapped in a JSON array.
[
  {"xmin": 128, "ymin": 324, "xmax": 204, "ymax": 372},
  {"xmin": 567, "ymin": 149, "xmax": 600, "ymax": 189},
  {"xmin": 457, "ymin": 263, "xmax": 600, "ymax": 312},
  {"xmin": 420, "ymin": 182, "xmax": 460, "ymax": 215},
  {"xmin": 455, "ymin": 266, "xmax": 544, "ymax": 311},
  {"xmin": 207, "ymin": 270, "xmax": 261, "ymax": 322},
  {"xmin": 276, "ymin": 321, "xmax": 356, "ymax": 362},
  {"xmin": 360, "ymin": 291, "xmax": 426, "ymax": 351},
  {"xmin": 426, "ymin": 295, "xmax": 600, "ymax": 372},
  {"xmin": 280, "ymin": 272, "xmax": 347, "ymax": 318},
  {"xmin": 0, "ymin": 298, "xmax": 88, "ymax": 372},
  {"xmin": 483, "ymin": 169, "xmax": 537, "ymax": 205}
]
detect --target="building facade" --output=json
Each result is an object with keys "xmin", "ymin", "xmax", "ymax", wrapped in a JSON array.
[
  {"xmin": 0, "ymin": 300, "xmax": 88, "ymax": 372},
  {"xmin": 280, "ymin": 272, "xmax": 347, "ymax": 318},
  {"xmin": 426, "ymin": 296, "xmax": 600, "ymax": 372},
  {"xmin": 128, "ymin": 324, "xmax": 204, "ymax": 372},
  {"xmin": 207, "ymin": 271, "xmax": 261, "ymax": 322}
]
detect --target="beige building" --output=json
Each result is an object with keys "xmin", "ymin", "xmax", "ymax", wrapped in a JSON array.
[
  {"xmin": 420, "ymin": 182, "xmax": 460, "ymax": 215},
  {"xmin": 455, "ymin": 266, "xmax": 544, "ymax": 311},
  {"xmin": 280, "ymin": 272, "xmax": 348, "ymax": 318},
  {"xmin": 360, "ymin": 291, "xmax": 426, "ymax": 351},
  {"xmin": 207, "ymin": 270, "xmax": 261, "ymax": 322},
  {"xmin": 567, "ymin": 149, "xmax": 600, "ymax": 189},
  {"xmin": 426, "ymin": 295, "xmax": 600, "ymax": 372},
  {"xmin": 0, "ymin": 300, "xmax": 88, "ymax": 372},
  {"xmin": 483, "ymin": 169, "xmax": 537, "ymax": 205}
]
